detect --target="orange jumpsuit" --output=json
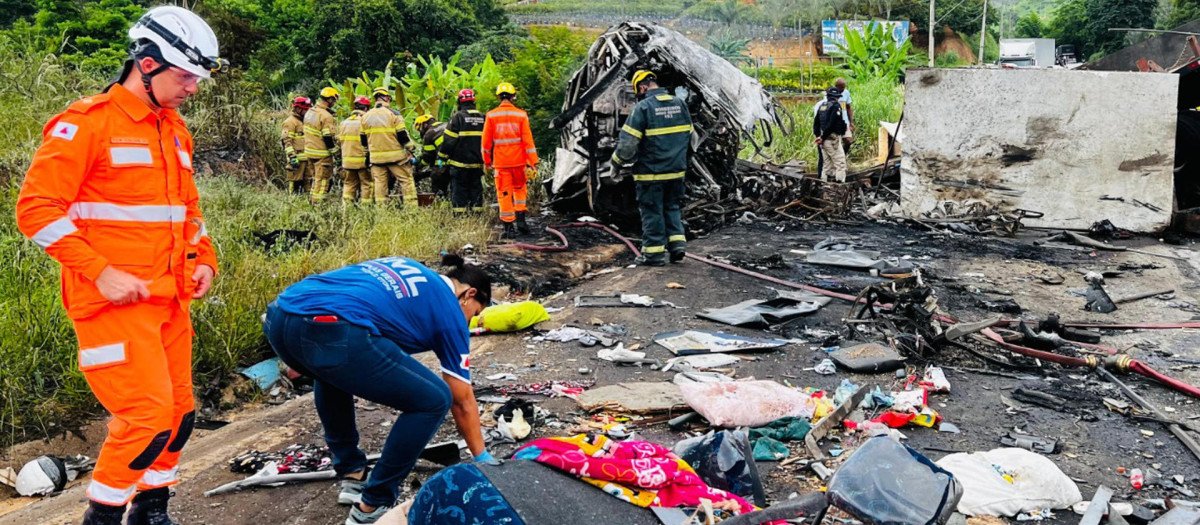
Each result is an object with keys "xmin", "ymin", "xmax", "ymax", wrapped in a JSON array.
[
  {"xmin": 481, "ymin": 100, "xmax": 538, "ymax": 223},
  {"xmin": 15, "ymin": 83, "xmax": 218, "ymax": 506}
]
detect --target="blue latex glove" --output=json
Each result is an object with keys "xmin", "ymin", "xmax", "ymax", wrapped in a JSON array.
[{"xmin": 474, "ymin": 450, "xmax": 500, "ymax": 465}]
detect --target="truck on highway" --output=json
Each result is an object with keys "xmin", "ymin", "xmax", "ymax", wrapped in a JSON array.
[{"xmin": 999, "ymin": 38, "xmax": 1056, "ymax": 67}]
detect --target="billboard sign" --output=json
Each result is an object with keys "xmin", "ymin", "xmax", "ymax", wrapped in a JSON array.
[{"xmin": 821, "ymin": 20, "xmax": 911, "ymax": 53}]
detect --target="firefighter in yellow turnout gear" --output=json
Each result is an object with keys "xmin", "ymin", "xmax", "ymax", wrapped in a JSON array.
[
  {"xmin": 340, "ymin": 96, "xmax": 372, "ymax": 205},
  {"xmin": 362, "ymin": 87, "xmax": 417, "ymax": 206},
  {"xmin": 305, "ymin": 87, "xmax": 339, "ymax": 203},
  {"xmin": 282, "ymin": 96, "xmax": 312, "ymax": 194}
]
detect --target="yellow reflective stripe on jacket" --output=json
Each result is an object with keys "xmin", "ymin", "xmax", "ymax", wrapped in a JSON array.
[
  {"xmin": 443, "ymin": 130, "xmax": 459, "ymax": 138},
  {"xmin": 447, "ymin": 159, "xmax": 483, "ymax": 168},
  {"xmin": 305, "ymin": 148, "xmax": 332, "ymax": 157},
  {"xmin": 633, "ymin": 172, "xmax": 685, "ymax": 181},
  {"xmin": 621, "ymin": 124, "xmax": 643, "ymax": 139},
  {"xmin": 342, "ymin": 156, "xmax": 366, "ymax": 162},
  {"xmin": 339, "ymin": 135, "xmax": 362, "ymax": 141},
  {"xmin": 304, "ymin": 125, "xmax": 332, "ymax": 137},
  {"xmin": 655, "ymin": 95, "xmax": 674, "ymax": 101},
  {"xmin": 423, "ymin": 144, "xmax": 437, "ymax": 151},
  {"xmin": 457, "ymin": 131, "xmax": 483, "ymax": 137},
  {"xmin": 371, "ymin": 150, "xmax": 407, "ymax": 163},
  {"xmin": 644, "ymin": 124, "xmax": 693, "ymax": 136}
]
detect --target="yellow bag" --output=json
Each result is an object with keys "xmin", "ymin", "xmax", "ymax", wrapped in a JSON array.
[{"xmin": 469, "ymin": 301, "xmax": 550, "ymax": 334}]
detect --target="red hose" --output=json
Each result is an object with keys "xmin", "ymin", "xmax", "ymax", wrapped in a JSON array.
[
  {"xmin": 979, "ymin": 328, "xmax": 1093, "ymax": 368},
  {"xmin": 1130, "ymin": 361, "xmax": 1200, "ymax": 398},
  {"xmin": 996, "ymin": 319, "xmax": 1200, "ymax": 330},
  {"xmin": 493, "ymin": 227, "xmax": 570, "ymax": 252},
  {"xmin": 553, "ymin": 222, "xmax": 643, "ymax": 257}
]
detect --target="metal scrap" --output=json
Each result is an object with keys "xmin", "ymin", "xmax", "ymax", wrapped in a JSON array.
[{"xmin": 548, "ymin": 22, "xmax": 789, "ymax": 223}]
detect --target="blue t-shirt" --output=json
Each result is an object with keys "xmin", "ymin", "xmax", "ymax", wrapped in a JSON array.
[{"xmin": 274, "ymin": 257, "xmax": 471, "ymax": 383}]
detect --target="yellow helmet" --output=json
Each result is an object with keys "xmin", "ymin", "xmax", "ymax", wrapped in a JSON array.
[
  {"xmin": 495, "ymin": 82, "xmax": 516, "ymax": 96},
  {"xmin": 632, "ymin": 70, "xmax": 656, "ymax": 91},
  {"xmin": 319, "ymin": 86, "xmax": 340, "ymax": 98},
  {"xmin": 372, "ymin": 86, "xmax": 391, "ymax": 99},
  {"xmin": 414, "ymin": 114, "xmax": 434, "ymax": 127}
]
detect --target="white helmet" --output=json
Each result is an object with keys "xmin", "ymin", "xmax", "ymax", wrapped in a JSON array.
[{"xmin": 128, "ymin": 6, "xmax": 224, "ymax": 79}]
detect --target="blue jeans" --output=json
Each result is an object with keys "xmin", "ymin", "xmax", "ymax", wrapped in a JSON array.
[{"xmin": 263, "ymin": 303, "xmax": 452, "ymax": 508}]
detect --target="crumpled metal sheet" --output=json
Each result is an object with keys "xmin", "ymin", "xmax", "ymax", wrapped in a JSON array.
[
  {"xmin": 548, "ymin": 22, "xmax": 788, "ymax": 211},
  {"xmin": 641, "ymin": 27, "xmax": 780, "ymax": 134}
]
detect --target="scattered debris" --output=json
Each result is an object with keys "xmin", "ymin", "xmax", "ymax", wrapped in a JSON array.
[
  {"xmin": 1000, "ymin": 433, "xmax": 1059, "ymax": 454},
  {"xmin": 805, "ymin": 237, "xmax": 917, "ymax": 271},
  {"xmin": 575, "ymin": 293, "xmax": 680, "ymax": 308},
  {"xmin": 653, "ymin": 330, "xmax": 788, "ymax": 355},
  {"xmin": 698, "ymin": 297, "xmax": 825, "ymax": 327},
  {"xmin": 674, "ymin": 430, "xmax": 766, "ymax": 506},
  {"xmin": 575, "ymin": 382, "xmax": 687, "ymax": 414},
  {"xmin": 936, "ymin": 448, "xmax": 1082, "ymax": 518},
  {"xmin": 828, "ymin": 342, "xmax": 907, "ymax": 373},
  {"xmin": 680, "ymin": 381, "xmax": 816, "ymax": 428},
  {"xmin": 813, "ymin": 358, "xmax": 837, "ymax": 375},
  {"xmin": 828, "ymin": 436, "xmax": 963, "ymax": 525}
]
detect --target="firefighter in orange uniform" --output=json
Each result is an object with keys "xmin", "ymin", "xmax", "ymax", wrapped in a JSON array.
[
  {"xmin": 14, "ymin": 6, "xmax": 222, "ymax": 524},
  {"xmin": 481, "ymin": 82, "xmax": 538, "ymax": 239}
]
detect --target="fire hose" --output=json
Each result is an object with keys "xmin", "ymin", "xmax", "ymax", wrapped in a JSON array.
[{"xmin": 496, "ymin": 225, "xmax": 1200, "ymax": 399}]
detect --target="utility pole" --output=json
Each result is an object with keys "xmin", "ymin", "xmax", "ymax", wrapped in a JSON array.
[
  {"xmin": 978, "ymin": 0, "xmax": 988, "ymax": 64},
  {"xmin": 928, "ymin": 0, "xmax": 935, "ymax": 67}
]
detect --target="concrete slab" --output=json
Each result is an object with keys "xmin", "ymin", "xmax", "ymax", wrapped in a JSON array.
[{"xmin": 900, "ymin": 68, "xmax": 1178, "ymax": 231}]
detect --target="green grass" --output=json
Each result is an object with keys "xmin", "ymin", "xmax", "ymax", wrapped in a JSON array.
[
  {"xmin": 0, "ymin": 177, "xmax": 494, "ymax": 446},
  {"xmin": 0, "ymin": 43, "xmax": 495, "ymax": 446}
]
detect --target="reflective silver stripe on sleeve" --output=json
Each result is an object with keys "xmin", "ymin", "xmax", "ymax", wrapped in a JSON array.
[
  {"xmin": 31, "ymin": 217, "xmax": 77, "ymax": 248},
  {"xmin": 68, "ymin": 203, "xmax": 188, "ymax": 222}
]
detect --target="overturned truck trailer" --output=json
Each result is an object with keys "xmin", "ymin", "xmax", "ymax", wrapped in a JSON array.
[{"xmin": 548, "ymin": 22, "xmax": 790, "ymax": 221}]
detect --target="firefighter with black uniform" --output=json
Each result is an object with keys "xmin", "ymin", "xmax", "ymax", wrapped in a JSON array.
[
  {"xmin": 414, "ymin": 114, "xmax": 449, "ymax": 199},
  {"xmin": 612, "ymin": 70, "xmax": 694, "ymax": 267},
  {"xmin": 439, "ymin": 89, "xmax": 487, "ymax": 214}
]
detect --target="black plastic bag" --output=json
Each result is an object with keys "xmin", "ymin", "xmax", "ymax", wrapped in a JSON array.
[
  {"xmin": 827, "ymin": 436, "xmax": 962, "ymax": 525},
  {"xmin": 673, "ymin": 430, "xmax": 766, "ymax": 507}
]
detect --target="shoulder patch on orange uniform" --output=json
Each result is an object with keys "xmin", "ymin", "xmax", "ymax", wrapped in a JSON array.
[{"xmin": 66, "ymin": 93, "xmax": 110, "ymax": 115}]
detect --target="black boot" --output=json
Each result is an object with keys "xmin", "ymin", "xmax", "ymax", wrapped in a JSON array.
[
  {"xmin": 501, "ymin": 222, "xmax": 517, "ymax": 240},
  {"xmin": 515, "ymin": 211, "xmax": 532, "ymax": 235},
  {"xmin": 82, "ymin": 501, "xmax": 126, "ymax": 525},
  {"xmin": 126, "ymin": 487, "xmax": 177, "ymax": 525}
]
